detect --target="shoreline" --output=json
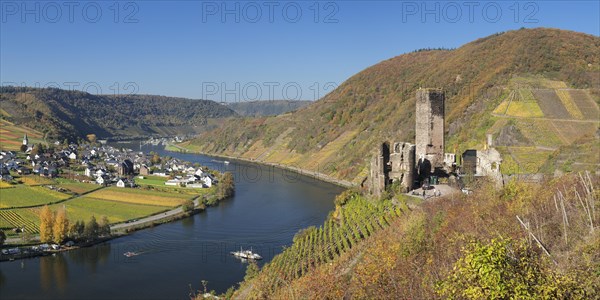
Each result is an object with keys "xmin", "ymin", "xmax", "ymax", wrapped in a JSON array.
[
  {"xmin": 165, "ymin": 145, "xmax": 355, "ymax": 189},
  {"xmin": 1, "ymin": 196, "xmax": 226, "ymax": 261}
]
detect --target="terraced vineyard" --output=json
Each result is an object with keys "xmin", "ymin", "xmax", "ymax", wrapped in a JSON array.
[
  {"xmin": 489, "ymin": 76, "xmax": 600, "ymax": 174},
  {"xmin": 248, "ymin": 192, "xmax": 405, "ymax": 296},
  {"xmin": 0, "ymin": 209, "xmax": 40, "ymax": 234},
  {"xmin": 0, "ymin": 119, "xmax": 46, "ymax": 151}
]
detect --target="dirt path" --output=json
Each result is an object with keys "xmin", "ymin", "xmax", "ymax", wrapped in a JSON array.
[{"xmin": 490, "ymin": 113, "xmax": 600, "ymax": 123}]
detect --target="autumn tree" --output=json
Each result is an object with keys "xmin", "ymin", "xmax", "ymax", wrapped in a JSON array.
[
  {"xmin": 69, "ymin": 220, "xmax": 85, "ymax": 239},
  {"xmin": 83, "ymin": 216, "xmax": 99, "ymax": 240},
  {"xmin": 182, "ymin": 199, "xmax": 195, "ymax": 212},
  {"xmin": 151, "ymin": 153, "xmax": 161, "ymax": 165},
  {"xmin": 39, "ymin": 205, "xmax": 55, "ymax": 243},
  {"xmin": 20, "ymin": 144, "xmax": 28, "ymax": 153},
  {"xmin": 86, "ymin": 133, "xmax": 97, "ymax": 144},
  {"xmin": 0, "ymin": 230, "xmax": 6, "ymax": 246},
  {"xmin": 98, "ymin": 216, "xmax": 111, "ymax": 236},
  {"xmin": 217, "ymin": 172, "xmax": 235, "ymax": 199},
  {"xmin": 52, "ymin": 209, "xmax": 70, "ymax": 244}
]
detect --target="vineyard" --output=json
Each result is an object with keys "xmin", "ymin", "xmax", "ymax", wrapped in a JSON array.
[
  {"xmin": 0, "ymin": 186, "xmax": 71, "ymax": 208},
  {"xmin": 83, "ymin": 187, "xmax": 193, "ymax": 207},
  {"xmin": 0, "ymin": 209, "xmax": 40, "ymax": 234},
  {"xmin": 247, "ymin": 192, "xmax": 405, "ymax": 297}
]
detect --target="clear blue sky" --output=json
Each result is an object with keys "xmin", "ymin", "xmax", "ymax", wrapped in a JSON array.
[{"xmin": 1, "ymin": 1, "xmax": 598, "ymax": 101}]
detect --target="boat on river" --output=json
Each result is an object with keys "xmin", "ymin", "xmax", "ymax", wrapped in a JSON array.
[
  {"xmin": 124, "ymin": 251, "xmax": 139, "ymax": 257},
  {"xmin": 230, "ymin": 247, "xmax": 262, "ymax": 260}
]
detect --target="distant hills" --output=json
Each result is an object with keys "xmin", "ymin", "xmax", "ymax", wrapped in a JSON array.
[
  {"xmin": 226, "ymin": 100, "xmax": 312, "ymax": 117},
  {"xmin": 0, "ymin": 87, "xmax": 236, "ymax": 142},
  {"xmin": 179, "ymin": 28, "xmax": 600, "ymax": 183}
]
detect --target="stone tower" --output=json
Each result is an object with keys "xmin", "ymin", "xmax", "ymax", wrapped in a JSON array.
[{"xmin": 415, "ymin": 88, "xmax": 445, "ymax": 175}]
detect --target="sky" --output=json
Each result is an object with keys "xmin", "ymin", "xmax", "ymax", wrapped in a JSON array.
[{"xmin": 1, "ymin": 1, "xmax": 599, "ymax": 101}]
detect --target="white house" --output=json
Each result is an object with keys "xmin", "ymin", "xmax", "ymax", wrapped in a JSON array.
[
  {"xmin": 116, "ymin": 178, "xmax": 134, "ymax": 188},
  {"xmin": 202, "ymin": 176, "xmax": 214, "ymax": 187},
  {"xmin": 84, "ymin": 167, "xmax": 94, "ymax": 177},
  {"xmin": 96, "ymin": 176, "xmax": 106, "ymax": 185},
  {"xmin": 68, "ymin": 152, "xmax": 77, "ymax": 160},
  {"xmin": 116, "ymin": 179, "xmax": 126, "ymax": 188}
]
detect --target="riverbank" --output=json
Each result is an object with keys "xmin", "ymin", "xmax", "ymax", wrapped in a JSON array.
[
  {"xmin": 165, "ymin": 144, "xmax": 355, "ymax": 188},
  {"xmin": 0, "ymin": 192, "xmax": 234, "ymax": 261}
]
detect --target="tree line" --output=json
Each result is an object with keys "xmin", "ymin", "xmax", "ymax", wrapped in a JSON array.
[{"xmin": 39, "ymin": 205, "xmax": 110, "ymax": 244}]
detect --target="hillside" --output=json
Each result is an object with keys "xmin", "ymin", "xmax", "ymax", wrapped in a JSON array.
[
  {"xmin": 224, "ymin": 174, "xmax": 599, "ymax": 299},
  {"xmin": 0, "ymin": 119, "xmax": 46, "ymax": 151},
  {"xmin": 180, "ymin": 28, "xmax": 600, "ymax": 183},
  {"xmin": 226, "ymin": 100, "xmax": 312, "ymax": 117},
  {"xmin": 0, "ymin": 87, "xmax": 236, "ymax": 142}
]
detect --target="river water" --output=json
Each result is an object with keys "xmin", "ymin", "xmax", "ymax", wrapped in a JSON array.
[{"xmin": 0, "ymin": 145, "xmax": 344, "ymax": 299}]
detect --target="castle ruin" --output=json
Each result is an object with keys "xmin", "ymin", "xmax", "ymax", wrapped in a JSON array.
[
  {"xmin": 369, "ymin": 142, "xmax": 415, "ymax": 198},
  {"xmin": 369, "ymin": 88, "xmax": 446, "ymax": 196},
  {"xmin": 415, "ymin": 88, "xmax": 445, "ymax": 176}
]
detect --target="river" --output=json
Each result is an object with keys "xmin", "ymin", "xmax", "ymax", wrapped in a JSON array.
[{"xmin": 0, "ymin": 145, "xmax": 344, "ymax": 299}]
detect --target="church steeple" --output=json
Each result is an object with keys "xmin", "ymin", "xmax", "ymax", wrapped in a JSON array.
[{"xmin": 23, "ymin": 134, "xmax": 28, "ymax": 146}]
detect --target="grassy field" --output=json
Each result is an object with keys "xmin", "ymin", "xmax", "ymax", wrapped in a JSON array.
[
  {"xmin": 135, "ymin": 175, "xmax": 169, "ymax": 186},
  {"xmin": 54, "ymin": 179, "xmax": 100, "ymax": 194},
  {"xmin": 18, "ymin": 175, "xmax": 56, "ymax": 186},
  {"xmin": 82, "ymin": 187, "xmax": 193, "ymax": 207},
  {"xmin": 0, "ymin": 181, "xmax": 13, "ymax": 189},
  {"xmin": 0, "ymin": 186, "xmax": 71, "ymax": 208},
  {"xmin": 48, "ymin": 197, "xmax": 171, "ymax": 224}
]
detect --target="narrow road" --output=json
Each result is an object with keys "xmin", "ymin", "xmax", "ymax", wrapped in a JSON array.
[{"xmin": 110, "ymin": 197, "xmax": 200, "ymax": 231}]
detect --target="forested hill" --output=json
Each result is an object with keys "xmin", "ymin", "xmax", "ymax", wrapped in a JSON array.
[
  {"xmin": 226, "ymin": 100, "xmax": 312, "ymax": 116},
  {"xmin": 0, "ymin": 87, "xmax": 236, "ymax": 141},
  {"xmin": 180, "ymin": 28, "xmax": 600, "ymax": 183}
]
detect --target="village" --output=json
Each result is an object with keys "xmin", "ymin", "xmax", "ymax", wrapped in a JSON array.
[
  {"xmin": 1, "ymin": 134, "xmax": 218, "ymax": 190},
  {"xmin": 0, "ymin": 135, "xmax": 235, "ymax": 261}
]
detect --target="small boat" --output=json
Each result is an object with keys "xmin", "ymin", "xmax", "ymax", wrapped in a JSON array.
[
  {"xmin": 230, "ymin": 247, "xmax": 262, "ymax": 260},
  {"xmin": 223, "ymin": 161, "xmax": 230, "ymax": 165},
  {"xmin": 124, "ymin": 251, "xmax": 138, "ymax": 257}
]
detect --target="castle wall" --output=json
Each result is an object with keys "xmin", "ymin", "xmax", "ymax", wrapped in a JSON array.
[{"xmin": 389, "ymin": 142, "xmax": 416, "ymax": 192}]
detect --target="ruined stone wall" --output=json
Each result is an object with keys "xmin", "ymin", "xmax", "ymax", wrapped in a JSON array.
[
  {"xmin": 370, "ymin": 142, "xmax": 415, "ymax": 196},
  {"xmin": 369, "ymin": 146, "xmax": 386, "ymax": 198},
  {"xmin": 389, "ymin": 142, "xmax": 416, "ymax": 192},
  {"xmin": 415, "ymin": 88, "xmax": 445, "ymax": 172}
]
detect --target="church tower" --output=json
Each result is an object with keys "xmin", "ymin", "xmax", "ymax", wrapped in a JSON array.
[{"xmin": 23, "ymin": 134, "xmax": 29, "ymax": 146}]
